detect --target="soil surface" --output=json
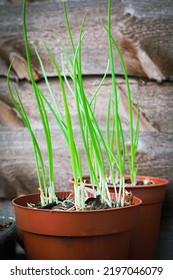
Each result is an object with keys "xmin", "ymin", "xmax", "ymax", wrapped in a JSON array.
[
  {"xmin": 27, "ymin": 191, "xmax": 134, "ymax": 211},
  {"xmin": 84, "ymin": 178, "xmax": 154, "ymax": 186}
]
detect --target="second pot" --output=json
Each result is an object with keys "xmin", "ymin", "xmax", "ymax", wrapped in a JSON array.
[{"xmin": 69, "ymin": 175, "xmax": 169, "ymax": 259}]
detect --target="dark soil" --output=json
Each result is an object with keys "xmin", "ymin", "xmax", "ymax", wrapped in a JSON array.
[
  {"xmin": 27, "ymin": 191, "xmax": 134, "ymax": 211},
  {"xmin": 85, "ymin": 178, "xmax": 153, "ymax": 186}
]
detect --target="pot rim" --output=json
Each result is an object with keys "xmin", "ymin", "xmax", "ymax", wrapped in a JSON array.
[
  {"xmin": 12, "ymin": 192, "xmax": 142, "ymax": 237},
  {"xmin": 69, "ymin": 175, "xmax": 169, "ymax": 189}
]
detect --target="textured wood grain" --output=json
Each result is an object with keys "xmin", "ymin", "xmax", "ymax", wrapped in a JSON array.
[
  {"xmin": 1, "ymin": 76, "xmax": 173, "ymax": 132},
  {"xmin": 0, "ymin": 128, "xmax": 172, "ymax": 196},
  {"xmin": 0, "ymin": 100, "xmax": 24, "ymax": 128},
  {"xmin": 0, "ymin": 0, "xmax": 173, "ymax": 81}
]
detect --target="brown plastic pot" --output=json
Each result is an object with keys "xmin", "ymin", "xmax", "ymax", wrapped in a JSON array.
[
  {"xmin": 12, "ymin": 191, "xmax": 142, "ymax": 260},
  {"xmin": 69, "ymin": 175, "xmax": 169, "ymax": 260}
]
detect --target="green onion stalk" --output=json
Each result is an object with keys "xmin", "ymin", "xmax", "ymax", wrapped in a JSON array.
[
  {"xmin": 62, "ymin": 1, "xmax": 115, "ymax": 206},
  {"xmin": 54, "ymin": 1, "xmax": 127, "ymax": 207},
  {"xmin": 7, "ymin": 0, "xmax": 57, "ymax": 206},
  {"xmin": 108, "ymin": 35, "xmax": 140, "ymax": 186},
  {"xmin": 29, "ymin": 2, "xmax": 88, "ymax": 210},
  {"xmin": 106, "ymin": 91, "xmax": 119, "ymax": 198},
  {"xmin": 105, "ymin": 0, "xmax": 140, "ymax": 187},
  {"xmin": 103, "ymin": 0, "xmax": 140, "ymax": 203},
  {"xmin": 34, "ymin": 39, "xmax": 85, "ymax": 210},
  {"xmin": 107, "ymin": 0, "xmax": 126, "ymax": 206},
  {"xmin": 7, "ymin": 0, "xmax": 139, "ymax": 209},
  {"xmin": 22, "ymin": 0, "xmax": 56, "ymax": 204},
  {"xmin": 7, "ymin": 64, "xmax": 48, "ymax": 206}
]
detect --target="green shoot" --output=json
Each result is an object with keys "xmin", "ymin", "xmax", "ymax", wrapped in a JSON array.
[
  {"xmin": 7, "ymin": 0, "xmax": 56, "ymax": 206},
  {"xmin": 22, "ymin": 0, "xmax": 56, "ymax": 203},
  {"xmin": 107, "ymin": 0, "xmax": 126, "ymax": 206},
  {"xmin": 7, "ymin": 62, "xmax": 48, "ymax": 206},
  {"xmin": 102, "ymin": 1, "xmax": 140, "ymax": 186},
  {"xmin": 8, "ymin": 0, "xmax": 140, "ymax": 210}
]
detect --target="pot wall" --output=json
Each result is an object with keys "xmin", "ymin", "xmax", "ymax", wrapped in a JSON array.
[{"xmin": 13, "ymin": 192, "xmax": 142, "ymax": 260}]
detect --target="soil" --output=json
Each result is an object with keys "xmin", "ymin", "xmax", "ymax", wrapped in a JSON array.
[
  {"xmin": 85, "ymin": 178, "xmax": 154, "ymax": 186},
  {"xmin": 27, "ymin": 191, "xmax": 134, "ymax": 211}
]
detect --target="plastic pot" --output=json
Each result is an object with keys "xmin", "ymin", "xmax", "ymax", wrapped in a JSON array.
[
  {"xmin": 13, "ymin": 191, "xmax": 142, "ymax": 260},
  {"xmin": 69, "ymin": 175, "xmax": 169, "ymax": 259}
]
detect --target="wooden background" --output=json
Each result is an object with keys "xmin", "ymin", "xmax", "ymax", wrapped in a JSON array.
[{"xmin": 0, "ymin": 0, "xmax": 173, "ymax": 258}]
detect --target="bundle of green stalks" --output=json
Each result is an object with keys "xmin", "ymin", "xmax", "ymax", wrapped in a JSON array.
[{"xmin": 7, "ymin": 0, "xmax": 140, "ymax": 210}]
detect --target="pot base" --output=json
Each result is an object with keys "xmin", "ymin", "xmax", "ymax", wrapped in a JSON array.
[{"xmin": 23, "ymin": 230, "xmax": 130, "ymax": 260}]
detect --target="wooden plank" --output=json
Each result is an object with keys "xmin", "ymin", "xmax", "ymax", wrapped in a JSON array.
[
  {"xmin": 0, "ymin": 128, "xmax": 172, "ymax": 211},
  {"xmin": 0, "ymin": 0, "xmax": 173, "ymax": 81},
  {"xmin": 1, "ymin": 76, "xmax": 173, "ymax": 133},
  {"xmin": 0, "ymin": 100, "xmax": 24, "ymax": 128}
]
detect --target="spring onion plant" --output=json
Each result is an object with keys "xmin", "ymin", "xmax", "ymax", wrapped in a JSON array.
[
  {"xmin": 60, "ymin": 1, "xmax": 127, "ymax": 206},
  {"xmin": 7, "ymin": 0, "xmax": 57, "ymax": 207},
  {"xmin": 109, "ymin": 34, "xmax": 140, "ymax": 186},
  {"xmin": 105, "ymin": 0, "xmax": 140, "ymax": 192},
  {"xmin": 32, "ymin": 1, "xmax": 119, "ymax": 208},
  {"xmin": 38, "ymin": 2, "xmax": 114, "ymax": 208},
  {"xmin": 7, "ymin": 0, "xmax": 140, "ymax": 209}
]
